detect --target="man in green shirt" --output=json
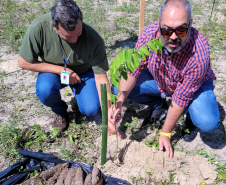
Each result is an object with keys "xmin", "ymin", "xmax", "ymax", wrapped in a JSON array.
[{"xmin": 19, "ymin": 0, "xmax": 122, "ymax": 137}]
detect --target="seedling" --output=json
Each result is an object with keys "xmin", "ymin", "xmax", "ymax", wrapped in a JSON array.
[{"xmin": 145, "ymin": 136, "xmax": 159, "ymax": 150}]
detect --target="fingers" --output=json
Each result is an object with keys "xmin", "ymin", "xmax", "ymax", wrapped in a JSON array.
[
  {"xmin": 107, "ymin": 121, "xmax": 124, "ymax": 139},
  {"xmin": 69, "ymin": 72, "xmax": 81, "ymax": 84},
  {"xmin": 108, "ymin": 105, "xmax": 122, "ymax": 124},
  {"xmin": 113, "ymin": 109, "xmax": 122, "ymax": 123},
  {"xmin": 159, "ymin": 135, "xmax": 174, "ymax": 158}
]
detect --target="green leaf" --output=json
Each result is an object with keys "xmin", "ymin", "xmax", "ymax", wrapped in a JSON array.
[
  {"xmin": 25, "ymin": 141, "xmax": 33, "ymax": 146},
  {"xmin": 110, "ymin": 62, "xmax": 117, "ymax": 76},
  {"xmin": 153, "ymin": 39, "xmax": 163, "ymax": 54},
  {"xmin": 125, "ymin": 59, "xmax": 134, "ymax": 73},
  {"xmin": 147, "ymin": 41, "xmax": 158, "ymax": 53},
  {"xmin": 139, "ymin": 45, "xmax": 150, "ymax": 56},
  {"xmin": 125, "ymin": 49, "xmax": 133, "ymax": 64},
  {"xmin": 65, "ymin": 89, "xmax": 69, "ymax": 96},
  {"xmin": 68, "ymin": 135, "xmax": 74, "ymax": 145},
  {"xmin": 73, "ymin": 134, "xmax": 78, "ymax": 139},
  {"xmin": 111, "ymin": 74, "xmax": 120, "ymax": 87},
  {"xmin": 146, "ymin": 172, "xmax": 152, "ymax": 175},
  {"xmin": 39, "ymin": 133, "xmax": 46, "ymax": 141},
  {"xmin": 118, "ymin": 51, "xmax": 125, "ymax": 62},
  {"xmin": 132, "ymin": 54, "xmax": 140, "ymax": 68},
  {"xmin": 117, "ymin": 90, "xmax": 124, "ymax": 96},
  {"xmin": 111, "ymin": 94, "xmax": 118, "ymax": 105},
  {"xmin": 115, "ymin": 56, "xmax": 122, "ymax": 68},
  {"xmin": 218, "ymin": 170, "xmax": 226, "ymax": 180},
  {"xmin": 119, "ymin": 67, "xmax": 128, "ymax": 81},
  {"xmin": 26, "ymin": 130, "xmax": 34, "ymax": 138},
  {"xmin": 89, "ymin": 145, "xmax": 95, "ymax": 149},
  {"xmin": 51, "ymin": 128, "xmax": 60, "ymax": 137},
  {"xmin": 34, "ymin": 125, "xmax": 41, "ymax": 131},
  {"xmin": 135, "ymin": 50, "xmax": 146, "ymax": 60}
]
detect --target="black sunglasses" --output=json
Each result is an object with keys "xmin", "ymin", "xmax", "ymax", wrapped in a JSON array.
[{"xmin": 160, "ymin": 23, "xmax": 190, "ymax": 38}]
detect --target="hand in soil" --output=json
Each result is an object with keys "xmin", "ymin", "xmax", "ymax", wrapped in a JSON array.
[
  {"xmin": 108, "ymin": 120, "xmax": 123, "ymax": 139},
  {"xmin": 159, "ymin": 135, "xmax": 174, "ymax": 158}
]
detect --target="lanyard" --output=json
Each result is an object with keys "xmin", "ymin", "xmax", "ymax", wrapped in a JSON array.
[{"xmin": 58, "ymin": 35, "xmax": 72, "ymax": 70}]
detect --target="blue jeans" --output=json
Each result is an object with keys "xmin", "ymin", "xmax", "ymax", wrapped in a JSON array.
[
  {"xmin": 114, "ymin": 69, "xmax": 220, "ymax": 132},
  {"xmin": 36, "ymin": 70, "xmax": 101, "ymax": 116}
]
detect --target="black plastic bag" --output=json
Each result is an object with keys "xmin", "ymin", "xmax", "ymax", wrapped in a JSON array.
[{"xmin": 0, "ymin": 150, "xmax": 130, "ymax": 185}]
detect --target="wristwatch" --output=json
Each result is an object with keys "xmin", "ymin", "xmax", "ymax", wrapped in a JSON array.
[{"xmin": 160, "ymin": 131, "xmax": 172, "ymax": 139}]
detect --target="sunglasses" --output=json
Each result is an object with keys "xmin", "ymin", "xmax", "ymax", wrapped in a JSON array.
[{"xmin": 160, "ymin": 23, "xmax": 190, "ymax": 38}]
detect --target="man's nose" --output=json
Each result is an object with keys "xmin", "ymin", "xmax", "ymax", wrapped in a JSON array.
[{"xmin": 170, "ymin": 31, "xmax": 178, "ymax": 40}]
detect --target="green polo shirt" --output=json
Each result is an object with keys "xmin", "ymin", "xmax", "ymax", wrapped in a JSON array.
[{"xmin": 19, "ymin": 13, "xmax": 108, "ymax": 75}]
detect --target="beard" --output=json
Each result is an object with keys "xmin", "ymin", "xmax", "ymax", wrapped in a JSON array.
[{"xmin": 163, "ymin": 38, "xmax": 182, "ymax": 54}]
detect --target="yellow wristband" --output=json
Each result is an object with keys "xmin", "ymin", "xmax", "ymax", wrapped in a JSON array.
[
  {"xmin": 160, "ymin": 132, "xmax": 172, "ymax": 139},
  {"xmin": 107, "ymin": 93, "xmax": 111, "ymax": 101}
]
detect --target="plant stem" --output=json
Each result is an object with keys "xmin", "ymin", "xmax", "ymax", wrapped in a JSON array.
[{"xmin": 101, "ymin": 83, "xmax": 108, "ymax": 165}]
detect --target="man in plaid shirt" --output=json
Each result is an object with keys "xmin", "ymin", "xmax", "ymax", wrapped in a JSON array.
[{"xmin": 108, "ymin": 0, "xmax": 220, "ymax": 158}]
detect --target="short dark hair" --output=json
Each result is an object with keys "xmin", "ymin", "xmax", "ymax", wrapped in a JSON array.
[{"xmin": 51, "ymin": 0, "xmax": 83, "ymax": 31}]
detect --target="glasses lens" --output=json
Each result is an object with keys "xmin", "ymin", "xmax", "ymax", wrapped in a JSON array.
[
  {"xmin": 175, "ymin": 28, "xmax": 188, "ymax": 37},
  {"xmin": 161, "ymin": 29, "xmax": 172, "ymax": 38}
]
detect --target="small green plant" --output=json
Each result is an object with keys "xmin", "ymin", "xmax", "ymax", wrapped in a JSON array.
[
  {"xmin": 145, "ymin": 136, "xmax": 160, "ymax": 150},
  {"xmin": 196, "ymin": 149, "xmax": 214, "ymax": 161},
  {"xmin": 59, "ymin": 145, "xmax": 77, "ymax": 161},
  {"xmin": 146, "ymin": 171, "xmax": 152, "ymax": 175},
  {"xmin": 168, "ymin": 170, "xmax": 175, "ymax": 183},
  {"xmin": 25, "ymin": 125, "xmax": 47, "ymax": 146},
  {"xmin": 216, "ymin": 162, "xmax": 226, "ymax": 181},
  {"xmin": 0, "ymin": 121, "xmax": 23, "ymax": 159}
]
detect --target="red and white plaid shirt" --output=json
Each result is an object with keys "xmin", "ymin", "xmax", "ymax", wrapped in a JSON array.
[{"xmin": 131, "ymin": 21, "xmax": 215, "ymax": 108}]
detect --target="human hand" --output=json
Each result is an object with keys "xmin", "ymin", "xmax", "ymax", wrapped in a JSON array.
[
  {"xmin": 107, "ymin": 120, "xmax": 123, "ymax": 139},
  {"xmin": 66, "ymin": 68, "xmax": 81, "ymax": 84},
  {"xmin": 159, "ymin": 135, "xmax": 174, "ymax": 158},
  {"xmin": 108, "ymin": 104, "xmax": 122, "ymax": 124},
  {"xmin": 108, "ymin": 103, "xmax": 123, "ymax": 139}
]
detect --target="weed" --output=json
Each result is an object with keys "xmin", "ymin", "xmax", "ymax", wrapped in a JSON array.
[
  {"xmin": 145, "ymin": 136, "xmax": 160, "ymax": 150},
  {"xmin": 216, "ymin": 162, "xmax": 226, "ymax": 181},
  {"xmin": 0, "ymin": 121, "xmax": 23, "ymax": 160},
  {"xmin": 59, "ymin": 145, "xmax": 77, "ymax": 161},
  {"xmin": 196, "ymin": 149, "xmax": 214, "ymax": 161}
]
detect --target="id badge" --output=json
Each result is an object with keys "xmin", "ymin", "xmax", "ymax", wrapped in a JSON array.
[{"xmin": 61, "ymin": 71, "xmax": 69, "ymax": 85}]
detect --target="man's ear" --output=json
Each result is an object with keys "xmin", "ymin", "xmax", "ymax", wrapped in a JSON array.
[{"xmin": 51, "ymin": 21, "xmax": 57, "ymax": 31}]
